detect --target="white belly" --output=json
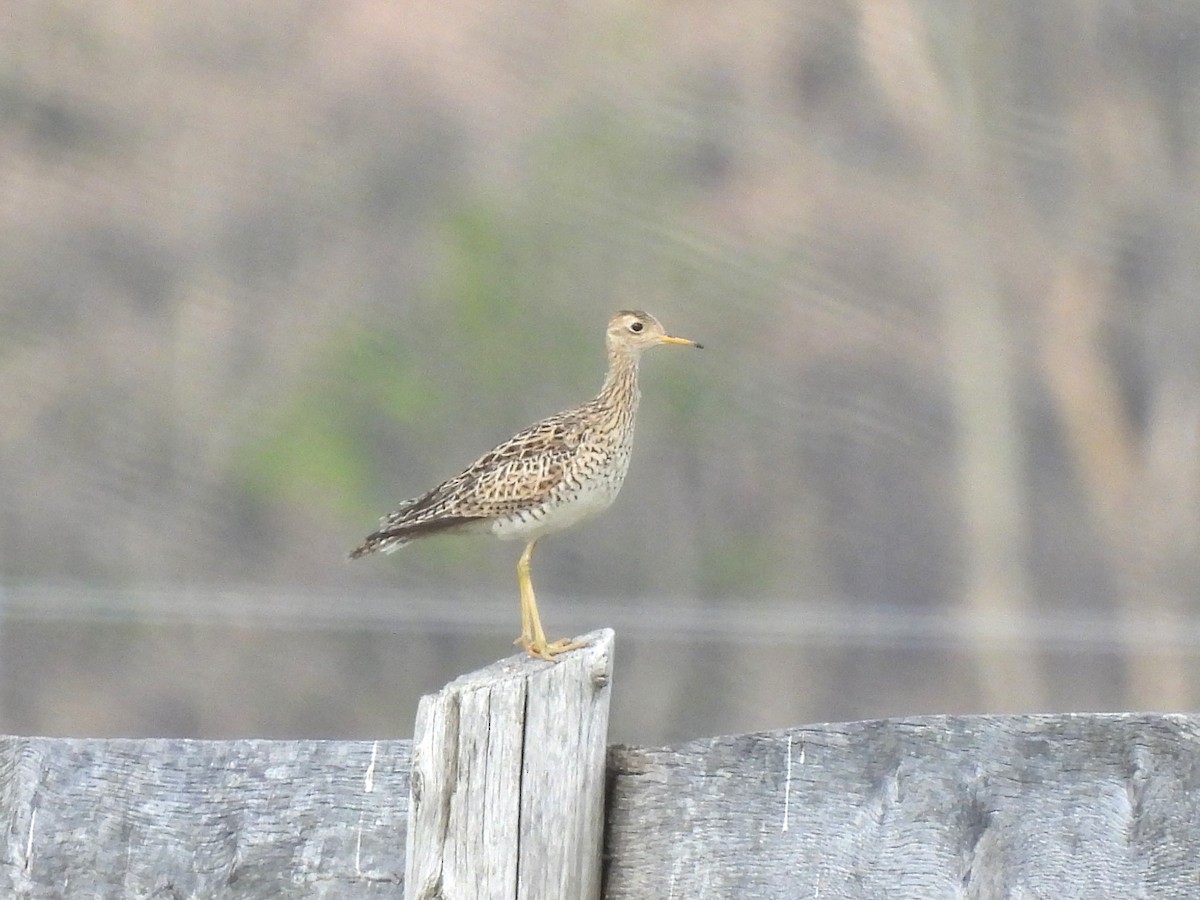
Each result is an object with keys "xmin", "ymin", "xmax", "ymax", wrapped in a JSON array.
[{"xmin": 489, "ymin": 479, "xmax": 621, "ymax": 542}]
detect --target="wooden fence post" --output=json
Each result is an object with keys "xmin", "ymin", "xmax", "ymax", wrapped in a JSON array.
[{"xmin": 405, "ymin": 628, "xmax": 614, "ymax": 900}]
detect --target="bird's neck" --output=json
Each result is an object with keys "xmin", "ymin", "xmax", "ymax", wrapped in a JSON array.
[{"xmin": 598, "ymin": 349, "xmax": 641, "ymax": 411}]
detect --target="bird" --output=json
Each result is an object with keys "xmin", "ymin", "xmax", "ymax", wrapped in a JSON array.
[{"xmin": 349, "ymin": 310, "xmax": 703, "ymax": 661}]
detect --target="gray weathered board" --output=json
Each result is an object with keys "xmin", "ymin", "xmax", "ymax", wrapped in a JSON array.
[
  {"xmin": 604, "ymin": 713, "xmax": 1200, "ymax": 899},
  {"xmin": 0, "ymin": 736, "xmax": 410, "ymax": 898}
]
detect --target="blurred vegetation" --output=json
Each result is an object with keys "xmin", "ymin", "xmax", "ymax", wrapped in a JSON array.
[{"xmin": 3, "ymin": 1, "xmax": 1200, "ymax": 742}]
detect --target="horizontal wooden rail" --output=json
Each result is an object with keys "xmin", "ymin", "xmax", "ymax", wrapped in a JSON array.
[
  {"xmin": 0, "ymin": 735, "xmax": 411, "ymax": 897},
  {"xmin": 604, "ymin": 712, "xmax": 1200, "ymax": 897}
]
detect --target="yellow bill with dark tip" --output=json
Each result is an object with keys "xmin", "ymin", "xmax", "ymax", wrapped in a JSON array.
[{"xmin": 661, "ymin": 335, "xmax": 704, "ymax": 349}]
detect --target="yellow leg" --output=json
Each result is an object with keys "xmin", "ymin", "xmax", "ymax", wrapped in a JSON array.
[
  {"xmin": 515, "ymin": 539, "xmax": 585, "ymax": 662},
  {"xmin": 515, "ymin": 539, "xmax": 535, "ymax": 648}
]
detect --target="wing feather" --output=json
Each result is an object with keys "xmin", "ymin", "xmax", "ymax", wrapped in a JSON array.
[{"xmin": 348, "ymin": 411, "xmax": 589, "ymax": 557}]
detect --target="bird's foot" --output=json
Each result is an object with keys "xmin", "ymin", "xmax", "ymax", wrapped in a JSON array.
[{"xmin": 519, "ymin": 636, "xmax": 587, "ymax": 662}]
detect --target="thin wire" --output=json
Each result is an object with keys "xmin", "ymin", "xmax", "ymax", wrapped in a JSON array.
[{"xmin": 1, "ymin": 583, "xmax": 1195, "ymax": 654}]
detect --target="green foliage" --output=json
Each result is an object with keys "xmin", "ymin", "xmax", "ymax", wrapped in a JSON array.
[
  {"xmin": 696, "ymin": 533, "xmax": 780, "ymax": 597},
  {"xmin": 234, "ymin": 326, "xmax": 444, "ymax": 518},
  {"xmin": 242, "ymin": 402, "xmax": 363, "ymax": 512},
  {"xmin": 431, "ymin": 202, "xmax": 543, "ymax": 375}
]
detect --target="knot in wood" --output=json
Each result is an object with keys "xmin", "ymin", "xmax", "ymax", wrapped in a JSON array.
[
  {"xmin": 410, "ymin": 766, "xmax": 423, "ymax": 809},
  {"xmin": 590, "ymin": 655, "xmax": 611, "ymax": 690}
]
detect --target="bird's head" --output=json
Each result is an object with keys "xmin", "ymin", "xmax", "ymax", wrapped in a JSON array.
[{"xmin": 606, "ymin": 310, "xmax": 703, "ymax": 357}]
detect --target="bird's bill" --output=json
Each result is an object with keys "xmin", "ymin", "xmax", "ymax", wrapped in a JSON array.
[{"xmin": 660, "ymin": 335, "xmax": 704, "ymax": 349}]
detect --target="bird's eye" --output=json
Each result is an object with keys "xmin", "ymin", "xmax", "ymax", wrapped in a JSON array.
[{"xmin": 629, "ymin": 321, "xmax": 644, "ymax": 333}]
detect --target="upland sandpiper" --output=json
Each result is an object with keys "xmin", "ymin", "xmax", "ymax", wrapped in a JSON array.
[{"xmin": 349, "ymin": 310, "xmax": 702, "ymax": 660}]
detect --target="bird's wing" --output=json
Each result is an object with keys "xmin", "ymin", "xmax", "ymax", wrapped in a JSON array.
[{"xmin": 382, "ymin": 412, "xmax": 588, "ymax": 527}]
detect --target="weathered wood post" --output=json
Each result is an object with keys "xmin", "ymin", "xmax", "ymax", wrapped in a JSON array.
[{"xmin": 405, "ymin": 628, "xmax": 614, "ymax": 900}]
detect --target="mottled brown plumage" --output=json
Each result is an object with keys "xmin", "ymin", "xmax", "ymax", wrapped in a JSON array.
[{"xmin": 350, "ymin": 310, "xmax": 702, "ymax": 660}]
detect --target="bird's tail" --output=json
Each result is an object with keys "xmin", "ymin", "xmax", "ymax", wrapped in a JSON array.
[
  {"xmin": 347, "ymin": 532, "xmax": 409, "ymax": 560},
  {"xmin": 348, "ymin": 515, "xmax": 483, "ymax": 560}
]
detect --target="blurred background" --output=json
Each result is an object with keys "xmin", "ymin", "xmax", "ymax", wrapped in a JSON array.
[{"xmin": 3, "ymin": 1, "xmax": 1200, "ymax": 746}]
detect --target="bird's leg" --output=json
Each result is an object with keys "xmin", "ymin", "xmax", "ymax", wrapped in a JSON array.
[
  {"xmin": 515, "ymin": 539, "xmax": 536, "ymax": 649},
  {"xmin": 515, "ymin": 539, "xmax": 584, "ymax": 661}
]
